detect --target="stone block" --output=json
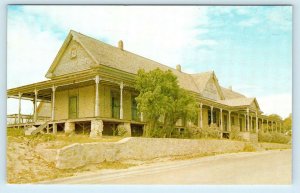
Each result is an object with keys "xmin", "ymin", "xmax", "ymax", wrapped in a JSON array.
[
  {"xmin": 90, "ymin": 119, "xmax": 103, "ymax": 138},
  {"xmin": 65, "ymin": 121, "xmax": 75, "ymax": 134}
]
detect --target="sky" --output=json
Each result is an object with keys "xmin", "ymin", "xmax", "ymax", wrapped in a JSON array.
[{"xmin": 7, "ymin": 5, "xmax": 292, "ymax": 119}]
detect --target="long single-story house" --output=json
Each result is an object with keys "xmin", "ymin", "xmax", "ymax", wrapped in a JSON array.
[{"xmin": 7, "ymin": 30, "xmax": 282, "ymax": 140}]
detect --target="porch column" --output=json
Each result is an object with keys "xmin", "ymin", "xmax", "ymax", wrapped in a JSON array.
[
  {"xmin": 140, "ymin": 112, "xmax": 144, "ymax": 122},
  {"xmin": 210, "ymin": 106, "xmax": 214, "ymax": 125},
  {"xmin": 261, "ymin": 118, "xmax": 264, "ymax": 133},
  {"xmin": 244, "ymin": 114, "xmax": 247, "ymax": 131},
  {"xmin": 255, "ymin": 111, "xmax": 258, "ymax": 133},
  {"xmin": 199, "ymin": 103, "xmax": 203, "ymax": 128},
  {"xmin": 120, "ymin": 82, "xmax": 124, "ymax": 119},
  {"xmin": 228, "ymin": 110, "xmax": 231, "ymax": 132},
  {"xmin": 220, "ymin": 108, "xmax": 223, "ymax": 131},
  {"xmin": 280, "ymin": 122, "xmax": 282, "ymax": 133},
  {"xmin": 250, "ymin": 115, "xmax": 252, "ymax": 131},
  {"xmin": 247, "ymin": 108, "xmax": 250, "ymax": 132},
  {"xmin": 95, "ymin": 75, "xmax": 100, "ymax": 117},
  {"xmin": 51, "ymin": 86, "xmax": 56, "ymax": 121},
  {"xmin": 33, "ymin": 89, "xmax": 38, "ymax": 122},
  {"xmin": 266, "ymin": 120, "xmax": 269, "ymax": 132},
  {"xmin": 18, "ymin": 92, "xmax": 22, "ymax": 124}
]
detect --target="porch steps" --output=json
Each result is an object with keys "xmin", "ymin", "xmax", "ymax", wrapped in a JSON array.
[{"xmin": 25, "ymin": 121, "xmax": 50, "ymax": 136}]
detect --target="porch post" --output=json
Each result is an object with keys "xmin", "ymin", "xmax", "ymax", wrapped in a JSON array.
[
  {"xmin": 34, "ymin": 89, "xmax": 38, "ymax": 122},
  {"xmin": 250, "ymin": 115, "xmax": 252, "ymax": 131},
  {"xmin": 244, "ymin": 114, "xmax": 247, "ymax": 131},
  {"xmin": 247, "ymin": 108, "xmax": 250, "ymax": 132},
  {"xmin": 51, "ymin": 85, "xmax": 56, "ymax": 121},
  {"xmin": 255, "ymin": 111, "xmax": 258, "ymax": 133},
  {"xmin": 280, "ymin": 122, "xmax": 282, "ymax": 133},
  {"xmin": 210, "ymin": 106, "xmax": 214, "ymax": 125},
  {"xmin": 266, "ymin": 120, "xmax": 269, "ymax": 132},
  {"xmin": 18, "ymin": 92, "xmax": 22, "ymax": 124},
  {"xmin": 120, "ymin": 82, "xmax": 124, "ymax": 119},
  {"xmin": 140, "ymin": 112, "xmax": 144, "ymax": 122},
  {"xmin": 199, "ymin": 103, "xmax": 203, "ymax": 128},
  {"xmin": 261, "ymin": 118, "xmax": 264, "ymax": 133},
  {"xmin": 220, "ymin": 108, "xmax": 223, "ymax": 131},
  {"xmin": 228, "ymin": 110, "xmax": 231, "ymax": 132},
  {"xmin": 95, "ymin": 75, "xmax": 100, "ymax": 117}
]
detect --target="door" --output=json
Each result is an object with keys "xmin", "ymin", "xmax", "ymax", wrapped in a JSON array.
[{"xmin": 69, "ymin": 96, "xmax": 78, "ymax": 119}]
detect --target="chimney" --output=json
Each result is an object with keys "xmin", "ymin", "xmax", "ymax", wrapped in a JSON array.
[
  {"xmin": 118, "ymin": 40, "xmax": 124, "ymax": 50},
  {"xmin": 228, "ymin": 86, "xmax": 232, "ymax": 91},
  {"xmin": 176, "ymin": 64, "xmax": 181, "ymax": 72}
]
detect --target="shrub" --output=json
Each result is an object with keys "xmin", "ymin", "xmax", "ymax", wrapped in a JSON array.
[
  {"xmin": 230, "ymin": 125, "xmax": 242, "ymax": 140},
  {"xmin": 191, "ymin": 124, "xmax": 221, "ymax": 139},
  {"xmin": 258, "ymin": 131, "xmax": 291, "ymax": 144},
  {"xmin": 243, "ymin": 143, "xmax": 256, "ymax": 152}
]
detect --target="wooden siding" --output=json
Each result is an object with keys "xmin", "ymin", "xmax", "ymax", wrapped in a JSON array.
[{"xmin": 53, "ymin": 40, "xmax": 95, "ymax": 76}]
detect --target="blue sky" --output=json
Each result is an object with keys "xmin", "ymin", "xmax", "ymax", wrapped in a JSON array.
[{"xmin": 7, "ymin": 5, "xmax": 292, "ymax": 118}]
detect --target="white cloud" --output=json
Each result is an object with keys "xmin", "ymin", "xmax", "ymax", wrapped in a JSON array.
[{"xmin": 257, "ymin": 93, "xmax": 292, "ymax": 119}]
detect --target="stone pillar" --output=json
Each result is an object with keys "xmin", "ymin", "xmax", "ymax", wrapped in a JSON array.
[
  {"xmin": 140, "ymin": 112, "xmax": 144, "ymax": 122},
  {"xmin": 120, "ymin": 82, "xmax": 124, "ymax": 119},
  {"xmin": 247, "ymin": 108, "xmax": 250, "ymax": 132},
  {"xmin": 53, "ymin": 123, "xmax": 57, "ymax": 134},
  {"xmin": 51, "ymin": 85, "xmax": 56, "ymax": 121},
  {"xmin": 228, "ymin": 111, "xmax": 231, "ymax": 132},
  {"xmin": 90, "ymin": 119, "xmax": 103, "ymax": 138},
  {"xmin": 255, "ymin": 111, "xmax": 258, "ymax": 133},
  {"xmin": 95, "ymin": 75, "xmax": 100, "ymax": 117},
  {"xmin": 18, "ymin": 92, "xmax": 22, "ymax": 124},
  {"xmin": 65, "ymin": 121, "xmax": 75, "ymax": 135},
  {"xmin": 199, "ymin": 103, "xmax": 203, "ymax": 128},
  {"xmin": 34, "ymin": 89, "xmax": 38, "ymax": 122},
  {"xmin": 210, "ymin": 106, "xmax": 214, "ymax": 125}
]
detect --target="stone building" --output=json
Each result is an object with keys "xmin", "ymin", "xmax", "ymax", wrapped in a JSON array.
[{"xmin": 7, "ymin": 30, "xmax": 282, "ymax": 140}]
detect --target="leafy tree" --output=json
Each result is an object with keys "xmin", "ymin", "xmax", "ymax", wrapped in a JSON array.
[
  {"xmin": 283, "ymin": 113, "xmax": 292, "ymax": 135},
  {"xmin": 135, "ymin": 68, "xmax": 198, "ymax": 138}
]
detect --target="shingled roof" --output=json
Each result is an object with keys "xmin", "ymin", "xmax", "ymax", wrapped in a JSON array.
[{"xmin": 47, "ymin": 30, "xmax": 252, "ymax": 106}]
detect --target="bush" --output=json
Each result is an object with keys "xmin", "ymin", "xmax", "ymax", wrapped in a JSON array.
[
  {"xmin": 116, "ymin": 126, "xmax": 128, "ymax": 136},
  {"xmin": 191, "ymin": 124, "xmax": 221, "ymax": 139},
  {"xmin": 258, "ymin": 131, "xmax": 291, "ymax": 144},
  {"xmin": 230, "ymin": 125, "xmax": 242, "ymax": 140},
  {"xmin": 243, "ymin": 143, "xmax": 256, "ymax": 152}
]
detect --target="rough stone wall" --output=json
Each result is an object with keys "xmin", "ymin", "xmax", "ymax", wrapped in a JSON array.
[
  {"xmin": 55, "ymin": 138, "xmax": 246, "ymax": 169},
  {"xmin": 90, "ymin": 119, "xmax": 103, "ymax": 138}
]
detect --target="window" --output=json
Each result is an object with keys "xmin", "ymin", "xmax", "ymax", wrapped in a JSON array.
[
  {"xmin": 131, "ymin": 95, "xmax": 138, "ymax": 121},
  {"xmin": 111, "ymin": 91, "xmax": 120, "ymax": 118},
  {"xmin": 208, "ymin": 109, "xmax": 217, "ymax": 125}
]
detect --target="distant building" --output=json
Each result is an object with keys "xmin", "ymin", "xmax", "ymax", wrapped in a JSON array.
[{"xmin": 7, "ymin": 30, "xmax": 282, "ymax": 140}]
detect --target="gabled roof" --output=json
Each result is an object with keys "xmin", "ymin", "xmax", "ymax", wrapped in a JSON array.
[
  {"xmin": 45, "ymin": 30, "xmax": 257, "ymax": 108},
  {"xmin": 221, "ymin": 87, "xmax": 246, "ymax": 99},
  {"xmin": 218, "ymin": 97, "xmax": 261, "ymax": 110}
]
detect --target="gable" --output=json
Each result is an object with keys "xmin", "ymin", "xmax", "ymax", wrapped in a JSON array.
[
  {"xmin": 250, "ymin": 99, "xmax": 260, "ymax": 111},
  {"xmin": 202, "ymin": 75, "xmax": 223, "ymax": 101},
  {"xmin": 48, "ymin": 38, "xmax": 96, "ymax": 77}
]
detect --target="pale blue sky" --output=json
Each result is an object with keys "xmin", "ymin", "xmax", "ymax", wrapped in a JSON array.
[{"xmin": 7, "ymin": 5, "xmax": 292, "ymax": 118}]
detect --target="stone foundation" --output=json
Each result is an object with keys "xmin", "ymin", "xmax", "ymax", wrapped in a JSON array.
[
  {"xmin": 90, "ymin": 119, "xmax": 103, "ymax": 138},
  {"xmin": 65, "ymin": 121, "xmax": 75, "ymax": 134},
  {"xmin": 53, "ymin": 123, "xmax": 57, "ymax": 134}
]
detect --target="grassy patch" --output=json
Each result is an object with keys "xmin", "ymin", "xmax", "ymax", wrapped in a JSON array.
[{"xmin": 243, "ymin": 143, "xmax": 257, "ymax": 152}]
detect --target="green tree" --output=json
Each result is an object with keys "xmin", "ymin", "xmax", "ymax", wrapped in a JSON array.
[
  {"xmin": 283, "ymin": 113, "xmax": 292, "ymax": 135},
  {"xmin": 135, "ymin": 68, "xmax": 197, "ymax": 138}
]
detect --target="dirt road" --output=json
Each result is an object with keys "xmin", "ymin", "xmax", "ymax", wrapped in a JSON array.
[{"xmin": 44, "ymin": 149, "xmax": 291, "ymax": 184}]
